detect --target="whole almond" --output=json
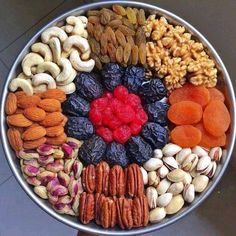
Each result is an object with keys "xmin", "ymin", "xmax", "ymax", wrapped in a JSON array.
[
  {"xmin": 46, "ymin": 132, "xmax": 67, "ymax": 145},
  {"xmin": 15, "ymin": 91, "xmax": 26, "ymax": 100},
  {"xmin": 41, "ymin": 89, "xmax": 66, "ymax": 102},
  {"xmin": 59, "ymin": 115, "xmax": 68, "ymax": 127},
  {"xmin": 5, "ymin": 93, "xmax": 17, "ymax": 115},
  {"xmin": 15, "ymin": 108, "xmax": 24, "ymax": 114},
  {"xmin": 40, "ymin": 112, "xmax": 64, "ymax": 127},
  {"xmin": 22, "ymin": 126, "xmax": 46, "ymax": 141},
  {"xmin": 24, "ymin": 107, "xmax": 46, "ymax": 122},
  {"xmin": 24, "ymin": 137, "xmax": 46, "ymax": 149},
  {"xmin": 7, "ymin": 128, "xmax": 23, "ymax": 151},
  {"xmin": 7, "ymin": 114, "xmax": 33, "ymax": 127},
  {"xmin": 46, "ymin": 125, "xmax": 64, "ymax": 137},
  {"xmin": 38, "ymin": 99, "xmax": 61, "ymax": 112},
  {"xmin": 18, "ymin": 95, "xmax": 41, "ymax": 109}
]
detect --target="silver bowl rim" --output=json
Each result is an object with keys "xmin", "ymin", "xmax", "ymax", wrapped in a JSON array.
[{"xmin": 0, "ymin": 1, "xmax": 235, "ymax": 235}]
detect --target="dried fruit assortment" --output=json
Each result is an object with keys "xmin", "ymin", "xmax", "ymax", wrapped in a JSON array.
[{"xmin": 4, "ymin": 4, "xmax": 231, "ymax": 231}]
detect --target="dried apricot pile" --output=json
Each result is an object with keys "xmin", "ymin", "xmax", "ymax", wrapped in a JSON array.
[{"xmin": 168, "ymin": 83, "xmax": 230, "ymax": 148}]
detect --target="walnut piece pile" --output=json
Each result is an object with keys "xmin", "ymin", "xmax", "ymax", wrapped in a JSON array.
[{"xmin": 144, "ymin": 15, "xmax": 217, "ymax": 90}]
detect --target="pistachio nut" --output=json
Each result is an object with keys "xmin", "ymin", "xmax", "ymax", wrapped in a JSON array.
[
  {"xmin": 156, "ymin": 179, "xmax": 171, "ymax": 195},
  {"xmin": 209, "ymin": 147, "xmax": 222, "ymax": 162},
  {"xmin": 46, "ymin": 161, "xmax": 64, "ymax": 173},
  {"xmin": 53, "ymin": 149, "xmax": 64, "ymax": 159},
  {"xmin": 64, "ymin": 158, "xmax": 75, "ymax": 174},
  {"xmin": 167, "ymin": 169, "xmax": 186, "ymax": 183},
  {"xmin": 149, "ymin": 207, "xmax": 166, "ymax": 223},
  {"xmin": 22, "ymin": 164, "xmax": 40, "ymax": 177},
  {"xmin": 157, "ymin": 165, "xmax": 169, "ymax": 178},
  {"xmin": 58, "ymin": 171, "xmax": 71, "ymax": 187},
  {"xmin": 190, "ymin": 168, "xmax": 200, "ymax": 178},
  {"xmin": 192, "ymin": 146, "xmax": 208, "ymax": 157},
  {"xmin": 58, "ymin": 195, "xmax": 73, "ymax": 205},
  {"xmin": 162, "ymin": 143, "xmax": 182, "ymax": 157},
  {"xmin": 34, "ymin": 186, "xmax": 48, "ymax": 199},
  {"xmin": 77, "ymin": 177, "xmax": 83, "ymax": 194},
  {"xmin": 181, "ymin": 154, "xmax": 198, "ymax": 172},
  {"xmin": 72, "ymin": 193, "xmax": 80, "ymax": 215},
  {"xmin": 38, "ymin": 155, "xmax": 54, "ymax": 166},
  {"xmin": 62, "ymin": 143, "xmax": 74, "ymax": 158},
  {"xmin": 192, "ymin": 175, "xmax": 209, "ymax": 192},
  {"xmin": 50, "ymin": 184, "xmax": 68, "ymax": 197},
  {"xmin": 37, "ymin": 144, "xmax": 54, "ymax": 156},
  {"xmin": 167, "ymin": 182, "xmax": 184, "ymax": 195},
  {"xmin": 182, "ymin": 172, "xmax": 192, "ymax": 185},
  {"xmin": 26, "ymin": 176, "xmax": 41, "ymax": 186},
  {"xmin": 163, "ymin": 156, "xmax": 178, "ymax": 170},
  {"xmin": 37, "ymin": 171, "xmax": 57, "ymax": 186},
  {"xmin": 68, "ymin": 176, "xmax": 79, "ymax": 197},
  {"xmin": 46, "ymin": 177, "xmax": 60, "ymax": 192},
  {"xmin": 18, "ymin": 149, "xmax": 39, "ymax": 160},
  {"xmin": 23, "ymin": 159, "xmax": 40, "ymax": 168},
  {"xmin": 148, "ymin": 171, "xmax": 160, "ymax": 187},
  {"xmin": 165, "ymin": 194, "xmax": 184, "ymax": 215},
  {"xmin": 183, "ymin": 184, "xmax": 195, "ymax": 203},
  {"xmin": 66, "ymin": 137, "xmax": 83, "ymax": 149},
  {"xmin": 201, "ymin": 161, "xmax": 217, "ymax": 178},
  {"xmin": 156, "ymin": 193, "xmax": 173, "ymax": 207},
  {"xmin": 72, "ymin": 160, "xmax": 83, "ymax": 179},
  {"xmin": 176, "ymin": 148, "xmax": 192, "ymax": 165},
  {"xmin": 140, "ymin": 167, "xmax": 148, "ymax": 185},
  {"xmin": 196, "ymin": 155, "xmax": 211, "ymax": 173},
  {"xmin": 53, "ymin": 203, "xmax": 75, "ymax": 216},
  {"xmin": 143, "ymin": 158, "xmax": 163, "ymax": 171},
  {"xmin": 48, "ymin": 192, "xmax": 59, "ymax": 205},
  {"xmin": 153, "ymin": 149, "xmax": 163, "ymax": 159},
  {"xmin": 146, "ymin": 186, "xmax": 158, "ymax": 209}
]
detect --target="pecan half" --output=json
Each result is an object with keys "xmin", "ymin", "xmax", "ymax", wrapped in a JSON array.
[
  {"xmin": 116, "ymin": 197, "xmax": 133, "ymax": 229},
  {"xmin": 126, "ymin": 164, "xmax": 144, "ymax": 197},
  {"xmin": 79, "ymin": 192, "xmax": 95, "ymax": 224},
  {"xmin": 132, "ymin": 195, "xmax": 149, "ymax": 227},
  {"xmin": 95, "ymin": 161, "xmax": 110, "ymax": 195},
  {"xmin": 109, "ymin": 165, "xmax": 125, "ymax": 197},
  {"xmin": 95, "ymin": 193, "xmax": 106, "ymax": 225},
  {"xmin": 82, "ymin": 164, "xmax": 95, "ymax": 193}
]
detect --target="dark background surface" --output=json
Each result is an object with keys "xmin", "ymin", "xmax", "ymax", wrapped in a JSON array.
[{"xmin": 0, "ymin": 0, "xmax": 235, "ymax": 235}]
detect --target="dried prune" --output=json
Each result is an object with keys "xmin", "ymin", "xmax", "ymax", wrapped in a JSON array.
[
  {"xmin": 105, "ymin": 142, "xmax": 129, "ymax": 167},
  {"xmin": 123, "ymin": 65, "xmax": 145, "ymax": 93},
  {"xmin": 65, "ymin": 116, "xmax": 94, "ymax": 140},
  {"xmin": 62, "ymin": 93, "xmax": 90, "ymax": 117},
  {"xmin": 75, "ymin": 72, "xmax": 103, "ymax": 101},
  {"xmin": 126, "ymin": 136, "xmax": 153, "ymax": 164},
  {"xmin": 139, "ymin": 78, "xmax": 167, "ymax": 103},
  {"xmin": 145, "ymin": 101, "xmax": 169, "ymax": 126},
  {"xmin": 141, "ymin": 122, "xmax": 168, "ymax": 148},
  {"xmin": 101, "ymin": 63, "xmax": 124, "ymax": 91},
  {"xmin": 79, "ymin": 135, "xmax": 107, "ymax": 165}
]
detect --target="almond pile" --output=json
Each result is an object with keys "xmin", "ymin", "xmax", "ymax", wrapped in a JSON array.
[{"xmin": 6, "ymin": 89, "xmax": 67, "ymax": 151}]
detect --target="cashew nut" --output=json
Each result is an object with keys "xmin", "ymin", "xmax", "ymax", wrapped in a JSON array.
[
  {"xmin": 31, "ymin": 66, "xmax": 37, "ymax": 75},
  {"xmin": 32, "ymin": 73, "xmax": 56, "ymax": 89},
  {"xmin": 61, "ymin": 48, "xmax": 73, "ymax": 58},
  {"xmin": 33, "ymin": 84, "xmax": 47, "ymax": 94},
  {"xmin": 70, "ymin": 49, "xmax": 95, "ymax": 72},
  {"xmin": 78, "ymin": 16, "xmax": 88, "ymax": 27},
  {"xmin": 81, "ymin": 47, "xmax": 91, "ymax": 60},
  {"xmin": 66, "ymin": 16, "xmax": 84, "ymax": 36},
  {"xmin": 41, "ymin": 26, "xmax": 68, "ymax": 44},
  {"xmin": 63, "ymin": 35, "xmax": 89, "ymax": 53},
  {"xmin": 49, "ymin": 37, "xmax": 61, "ymax": 64},
  {"xmin": 65, "ymin": 25, "xmax": 74, "ymax": 34},
  {"xmin": 56, "ymin": 58, "xmax": 73, "ymax": 82},
  {"xmin": 17, "ymin": 72, "xmax": 30, "ymax": 80},
  {"xmin": 37, "ymin": 62, "xmax": 61, "ymax": 78},
  {"xmin": 9, "ymin": 78, "xmax": 33, "ymax": 95},
  {"xmin": 22, "ymin": 53, "xmax": 44, "ymax": 76},
  {"xmin": 31, "ymin": 43, "xmax": 53, "ymax": 61},
  {"xmin": 57, "ymin": 82, "xmax": 76, "ymax": 94},
  {"xmin": 57, "ymin": 68, "xmax": 76, "ymax": 86},
  {"xmin": 81, "ymin": 29, "xmax": 88, "ymax": 39}
]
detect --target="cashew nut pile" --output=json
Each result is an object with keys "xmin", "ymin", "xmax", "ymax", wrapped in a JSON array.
[{"xmin": 9, "ymin": 15, "xmax": 95, "ymax": 95}]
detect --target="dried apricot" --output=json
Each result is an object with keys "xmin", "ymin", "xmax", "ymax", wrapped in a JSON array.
[
  {"xmin": 203, "ymin": 100, "xmax": 230, "ymax": 137},
  {"xmin": 195, "ymin": 122, "xmax": 226, "ymax": 148},
  {"xmin": 208, "ymin": 87, "xmax": 225, "ymax": 102},
  {"xmin": 170, "ymin": 125, "xmax": 201, "ymax": 148},
  {"xmin": 169, "ymin": 83, "xmax": 210, "ymax": 107},
  {"xmin": 167, "ymin": 101, "xmax": 203, "ymax": 125}
]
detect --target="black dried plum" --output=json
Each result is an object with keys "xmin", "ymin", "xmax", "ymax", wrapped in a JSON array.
[
  {"xmin": 141, "ymin": 122, "xmax": 168, "ymax": 149},
  {"xmin": 145, "ymin": 101, "xmax": 169, "ymax": 126},
  {"xmin": 123, "ymin": 65, "xmax": 145, "ymax": 93},
  {"xmin": 139, "ymin": 78, "xmax": 167, "ymax": 103},
  {"xmin": 78, "ymin": 135, "xmax": 107, "ymax": 165},
  {"xmin": 126, "ymin": 136, "xmax": 153, "ymax": 164},
  {"xmin": 101, "ymin": 63, "xmax": 124, "ymax": 91},
  {"xmin": 65, "ymin": 116, "xmax": 94, "ymax": 140},
  {"xmin": 75, "ymin": 72, "xmax": 103, "ymax": 101},
  {"xmin": 105, "ymin": 142, "xmax": 129, "ymax": 167},
  {"xmin": 62, "ymin": 93, "xmax": 90, "ymax": 117}
]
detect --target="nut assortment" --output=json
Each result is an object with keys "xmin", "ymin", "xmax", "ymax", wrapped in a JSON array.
[{"xmin": 4, "ymin": 4, "xmax": 231, "ymax": 231}]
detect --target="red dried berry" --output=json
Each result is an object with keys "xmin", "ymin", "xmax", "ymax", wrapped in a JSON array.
[
  {"xmin": 114, "ymin": 85, "xmax": 129, "ymax": 102},
  {"xmin": 127, "ymin": 93, "xmax": 141, "ymax": 108},
  {"xmin": 109, "ymin": 98, "xmax": 123, "ymax": 114},
  {"xmin": 113, "ymin": 125, "xmax": 131, "ymax": 144},
  {"xmin": 89, "ymin": 108, "xmax": 103, "ymax": 126},
  {"xmin": 90, "ymin": 97, "xmax": 108, "ymax": 111},
  {"xmin": 107, "ymin": 117, "xmax": 122, "ymax": 130},
  {"xmin": 96, "ymin": 127, "xmax": 113, "ymax": 143},
  {"xmin": 103, "ymin": 91, "xmax": 113, "ymax": 99},
  {"xmin": 135, "ymin": 108, "xmax": 148, "ymax": 125},
  {"xmin": 129, "ymin": 122, "xmax": 142, "ymax": 135},
  {"xmin": 116, "ymin": 104, "xmax": 135, "ymax": 123}
]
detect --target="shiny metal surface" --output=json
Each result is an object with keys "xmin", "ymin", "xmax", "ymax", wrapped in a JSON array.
[{"xmin": 0, "ymin": 1, "xmax": 235, "ymax": 235}]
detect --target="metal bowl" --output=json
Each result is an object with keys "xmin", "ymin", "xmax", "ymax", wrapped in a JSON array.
[{"xmin": 1, "ymin": 1, "xmax": 235, "ymax": 235}]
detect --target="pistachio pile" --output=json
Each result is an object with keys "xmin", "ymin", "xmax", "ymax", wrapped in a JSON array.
[{"xmin": 141, "ymin": 143, "xmax": 223, "ymax": 222}]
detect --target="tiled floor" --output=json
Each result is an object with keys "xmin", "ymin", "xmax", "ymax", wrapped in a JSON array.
[{"xmin": 0, "ymin": 0, "xmax": 236, "ymax": 235}]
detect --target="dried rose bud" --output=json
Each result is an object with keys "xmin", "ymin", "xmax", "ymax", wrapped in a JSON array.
[
  {"xmin": 23, "ymin": 165, "xmax": 40, "ymax": 177},
  {"xmin": 38, "ymin": 155, "xmax": 54, "ymax": 166},
  {"xmin": 58, "ymin": 171, "xmax": 70, "ymax": 187},
  {"xmin": 26, "ymin": 176, "xmax": 41, "ymax": 186},
  {"xmin": 37, "ymin": 144, "xmax": 54, "ymax": 156},
  {"xmin": 72, "ymin": 160, "xmax": 83, "ymax": 179}
]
